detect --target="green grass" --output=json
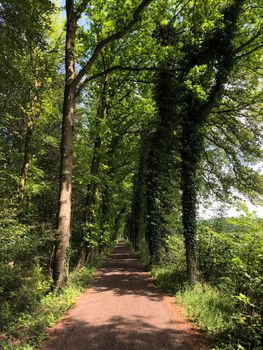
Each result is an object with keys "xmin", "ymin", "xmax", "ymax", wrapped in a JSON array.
[
  {"xmin": 152, "ymin": 266, "xmax": 234, "ymax": 332},
  {"xmin": 131, "ymin": 243, "xmax": 234, "ymax": 337},
  {"xmin": 150, "ymin": 265, "xmax": 263, "ymax": 350},
  {"xmin": 151, "ymin": 266, "xmax": 187, "ymax": 294},
  {"xmin": 1, "ymin": 253, "xmax": 108, "ymax": 350},
  {"xmin": 176, "ymin": 283, "xmax": 234, "ymax": 332},
  {"xmin": 151, "ymin": 265, "xmax": 234, "ymax": 331}
]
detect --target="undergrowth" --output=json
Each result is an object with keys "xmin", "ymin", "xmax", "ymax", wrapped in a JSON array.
[
  {"xmin": 152, "ymin": 265, "xmax": 263, "ymax": 350},
  {"xmin": 0, "ymin": 253, "xmax": 107, "ymax": 350},
  {"xmin": 176, "ymin": 283, "xmax": 234, "ymax": 332},
  {"xmin": 134, "ymin": 226, "xmax": 263, "ymax": 350}
]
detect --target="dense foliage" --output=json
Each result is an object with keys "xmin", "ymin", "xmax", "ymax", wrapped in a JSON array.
[
  {"xmin": 151, "ymin": 213, "xmax": 263, "ymax": 349},
  {"xmin": 0, "ymin": 0, "xmax": 262, "ymax": 348}
]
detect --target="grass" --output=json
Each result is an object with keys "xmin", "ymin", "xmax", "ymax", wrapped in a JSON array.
[
  {"xmin": 152, "ymin": 266, "xmax": 234, "ymax": 331},
  {"xmin": 151, "ymin": 266, "xmax": 187, "ymax": 294},
  {"xmin": 176, "ymin": 283, "xmax": 234, "ymax": 332},
  {"xmin": 151, "ymin": 265, "xmax": 263, "ymax": 350},
  {"xmin": 128, "ymin": 238, "xmax": 263, "ymax": 349},
  {"xmin": 0, "ymin": 252, "xmax": 108, "ymax": 350},
  {"xmin": 133, "ymin": 245, "xmax": 237, "ymax": 349}
]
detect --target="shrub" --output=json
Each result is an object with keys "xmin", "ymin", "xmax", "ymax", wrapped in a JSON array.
[{"xmin": 0, "ymin": 213, "xmax": 54, "ymax": 331}]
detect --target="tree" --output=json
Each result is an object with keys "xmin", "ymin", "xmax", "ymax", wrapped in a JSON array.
[
  {"xmin": 53, "ymin": 0, "xmax": 153, "ymax": 290},
  {"xmin": 0, "ymin": 0, "xmax": 62, "ymax": 216},
  {"xmin": 128, "ymin": 0, "xmax": 263, "ymax": 282},
  {"xmin": 178, "ymin": 0, "xmax": 262, "ymax": 283}
]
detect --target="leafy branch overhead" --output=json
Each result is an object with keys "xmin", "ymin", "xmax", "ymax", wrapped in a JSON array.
[
  {"xmin": 0, "ymin": 1, "xmax": 262, "ymax": 348},
  {"xmin": 72, "ymin": 0, "xmax": 154, "ymax": 88}
]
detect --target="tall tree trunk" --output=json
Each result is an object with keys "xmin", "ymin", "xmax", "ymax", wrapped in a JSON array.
[
  {"xmin": 18, "ymin": 115, "xmax": 33, "ymax": 200},
  {"xmin": 77, "ymin": 137, "xmax": 102, "ymax": 267},
  {"xmin": 130, "ymin": 135, "xmax": 148, "ymax": 251},
  {"xmin": 51, "ymin": 0, "xmax": 153, "ymax": 287},
  {"xmin": 77, "ymin": 75, "xmax": 109, "ymax": 267},
  {"xmin": 145, "ymin": 70, "xmax": 178, "ymax": 265},
  {"xmin": 18, "ymin": 72, "xmax": 39, "ymax": 205},
  {"xmin": 52, "ymin": 0, "xmax": 77, "ymax": 291},
  {"xmin": 180, "ymin": 118, "xmax": 201, "ymax": 284}
]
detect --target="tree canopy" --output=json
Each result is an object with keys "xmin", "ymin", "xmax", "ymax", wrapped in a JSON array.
[{"xmin": 0, "ymin": 0, "xmax": 262, "ymax": 348}]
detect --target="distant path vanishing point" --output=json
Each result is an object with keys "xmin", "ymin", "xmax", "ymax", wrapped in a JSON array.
[{"xmin": 39, "ymin": 242, "xmax": 209, "ymax": 350}]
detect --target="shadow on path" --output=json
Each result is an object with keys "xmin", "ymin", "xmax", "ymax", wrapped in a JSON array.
[
  {"xmin": 40, "ymin": 243, "xmax": 209, "ymax": 350},
  {"xmin": 43, "ymin": 315, "xmax": 204, "ymax": 350},
  {"xmin": 90, "ymin": 244, "xmax": 161, "ymax": 301}
]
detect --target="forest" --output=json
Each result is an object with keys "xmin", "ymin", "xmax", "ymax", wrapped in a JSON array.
[{"xmin": 0, "ymin": 0, "xmax": 262, "ymax": 349}]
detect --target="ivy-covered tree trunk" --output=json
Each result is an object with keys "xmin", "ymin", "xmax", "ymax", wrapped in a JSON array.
[
  {"xmin": 178, "ymin": 0, "xmax": 244, "ymax": 284},
  {"xmin": 52, "ymin": 0, "xmax": 77, "ymax": 291},
  {"xmin": 180, "ymin": 118, "xmax": 202, "ymax": 283},
  {"xmin": 145, "ymin": 70, "xmax": 177, "ymax": 265},
  {"xmin": 130, "ymin": 135, "xmax": 148, "ymax": 251}
]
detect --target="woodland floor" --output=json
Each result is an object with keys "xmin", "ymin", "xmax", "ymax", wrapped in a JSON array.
[{"xmin": 39, "ymin": 243, "xmax": 209, "ymax": 350}]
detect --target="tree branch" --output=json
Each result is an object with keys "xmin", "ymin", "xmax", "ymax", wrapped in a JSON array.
[
  {"xmin": 75, "ymin": 0, "xmax": 89, "ymax": 20},
  {"xmin": 234, "ymin": 26, "xmax": 263, "ymax": 54},
  {"xmin": 73, "ymin": 0, "xmax": 153, "ymax": 88},
  {"xmin": 76, "ymin": 65, "xmax": 180, "ymax": 96},
  {"xmin": 236, "ymin": 43, "xmax": 263, "ymax": 59}
]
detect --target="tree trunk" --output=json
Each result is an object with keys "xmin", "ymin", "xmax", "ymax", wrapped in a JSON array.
[
  {"xmin": 130, "ymin": 136, "xmax": 148, "ymax": 251},
  {"xmin": 18, "ymin": 72, "xmax": 39, "ymax": 205},
  {"xmin": 77, "ymin": 139, "xmax": 101, "ymax": 267},
  {"xmin": 181, "ymin": 150, "xmax": 198, "ymax": 283},
  {"xmin": 52, "ymin": 1, "xmax": 77, "ymax": 291},
  {"xmin": 77, "ymin": 75, "xmax": 109, "ymax": 267},
  {"xmin": 51, "ymin": 0, "xmax": 154, "ymax": 287},
  {"xmin": 145, "ymin": 70, "xmax": 178, "ymax": 265},
  {"xmin": 18, "ymin": 115, "xmax": 33, "ymax": 199},
  {"xmin": 180, "ymin": 116, "xmax": 201, "ymax": 284}
]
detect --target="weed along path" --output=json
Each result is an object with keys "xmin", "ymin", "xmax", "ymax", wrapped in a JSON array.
[{"xmin": 40, "ymin": 243, "xmax": 209, "ymax": 350}]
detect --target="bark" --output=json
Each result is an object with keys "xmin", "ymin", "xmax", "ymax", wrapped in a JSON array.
[
  {"xmin": 77, "ymin": 75, "xmax": 109, "ymax": 267},
  {"xmin": 77, "ymin": 140, "xmax": 101, "ymax": 267},
  {"xmin": 180, "ymin": 120, "xmax": 200, "ymax": 284},
  {"xmin": 130, "ymin": 136, "xmax": 148, "ymax": 251},
  {"xmin": 18, "ymin": 116, "xmax": 33, "ymax": 199},
  {"xmin": 18, "ymin": 72, "xmax": 40, "ymax": 204},
  {"xmin": 52, "ymin": 0, "xmax": 77, "ymax": 291},
  {"xmin": 145, "ymin": 70, "xmax": 178, "ymax": 265}
]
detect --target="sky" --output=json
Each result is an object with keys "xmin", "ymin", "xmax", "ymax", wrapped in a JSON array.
[
  {"xmin": 199, "ymin": 200, "xmax": 263, "ymax": 219},
  {"xmin": 199, "ymin": 165, "xmax": 263, "ymax": 219}
]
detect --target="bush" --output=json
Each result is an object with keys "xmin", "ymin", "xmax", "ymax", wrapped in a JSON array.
[
  {"xmin": 0, "ymin": 254, "xmax": 105, "ymax": 349},
  {"xmin": 0, "ymin": 212, "xmax": 54, "ymax": 331},
  {"xmin": 147, "ymin": 214, "xmax": 263, "ymax": 349}
]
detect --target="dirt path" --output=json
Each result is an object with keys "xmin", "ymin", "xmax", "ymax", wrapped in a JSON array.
[{"xmin": 40, "ymin": 243, "xmax": 209, "ymax": 350}]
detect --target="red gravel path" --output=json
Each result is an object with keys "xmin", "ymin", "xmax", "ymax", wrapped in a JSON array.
[{"xmin": 39, "ymin": 243, "xmax": 209, "ymax": 350}]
